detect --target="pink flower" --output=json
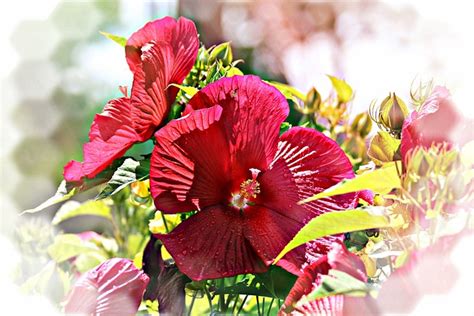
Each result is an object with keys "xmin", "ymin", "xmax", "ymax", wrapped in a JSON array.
[
  {"xmin": 64, "ymin": 17, "xmax": 199, "ymax": 182},
  {"xmin": 279, "ymin": 241, "xmax": 367, "ymax": 315},
  {"xmin": 400, "ymin": 86, "xmax": 472, "ymax": 161},
  {"xmin": 64, "ymin": 258, "xmax": 149, "ymax": 315},
  {"xmin": 150, "ymin": 75, "xmax": 359, "ymax": 281}
]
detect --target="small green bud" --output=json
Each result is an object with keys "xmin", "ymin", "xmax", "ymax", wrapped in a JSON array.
[
  {"xmin": 208, "ymin": 42, "xmax": 233, "ymax": 67},
  {"xmin": 380, "ymin": 93, "xmax": 409, "ymax": 133},
  {"xmin": 296, "ymin": 87, "xmax": 321, "ymax": 115},
  {"xmin": 351, "ymin": 112, "xmax": 372, "ymax": 137}
]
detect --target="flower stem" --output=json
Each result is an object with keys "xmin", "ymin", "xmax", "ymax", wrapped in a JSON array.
[
  {"xmin": 187, "ymin": 290, "xmax": 198, "ymax": 316},
  {"xmin": 236, "ymin": 295, "xmax": 249, "ymax": 315},
  {"xmin": 266, "ymin": 298, "xmax": 275, "ymax": 316}
]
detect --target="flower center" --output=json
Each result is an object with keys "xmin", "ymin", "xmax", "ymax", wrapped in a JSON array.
[{"xmin": 230, "ymin": 168, "xmax": 261, "ymax": 210}]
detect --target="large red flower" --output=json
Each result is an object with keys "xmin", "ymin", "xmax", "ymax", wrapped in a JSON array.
[
  {"xmin": 279, "ymin": 241, "xmax": 367, "ymax": 316},
  {"xmin": 400, "ymin": 86, "xmax": 472, "ymax": 161},
  {"xmin": 64, "ymin": 17, "xmax": 199, "ymax": 182},
  {"xmin": 150, "ymin": 75, "xmax": 359, "ymax": 281},
  {"xmin": 64, "ymin": 258, "xmax": 149, "ymax": 315}
]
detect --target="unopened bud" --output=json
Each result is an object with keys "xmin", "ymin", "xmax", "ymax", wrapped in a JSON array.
[
  {"xmin": 379, "ymin": 93, "xmax": 409, "ymax": 133},
  {"xmin": 351, "ymin": 112, "xmax": 372, "ymax": 137},
  {"xmin": 209, "ymin": 42, "xmax": 233, "ymax": 67},
  {"xmin": 296, "ymin": 87, "xmax": 321, "ymax": 115}
]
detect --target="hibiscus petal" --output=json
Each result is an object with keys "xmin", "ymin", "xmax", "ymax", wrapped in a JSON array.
[
  {"xmin": 63, "ymin": 98, "xmax": 139, "ymax": 182},
  {"xmin": 130, "ymin": 42, "xmax": 174, "ymax": 138},
  {"xmin": 126, "ymin": 17, "xmax": 198, "ymax": 78},
  {"xmin": 64, "ymin": 258, "xmax": 149, "ymax": 315},
  {"xmin": 155, "ymin": 205, "xmax": 267, "ymax": 281},
  {"xmin": 186, "ymin": 75, "xmax": 289, "ymax": 172},
  {"xmin": 256, "ymin": 127, "xmax": 358, "ymax": 273},
  {"xmin": 127, "ymin": 17, "xmax": 199, "ymax": 138},
  {"xmin": 150, "ymin": 105, "xmax": 231, "ymax": 213}
]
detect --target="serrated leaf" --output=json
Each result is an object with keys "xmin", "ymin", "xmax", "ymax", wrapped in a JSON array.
[
  {"xmin": 52, "ymin": 200, "xmax": 112, "ymax": 225},
  {"xmin": 299, "ymin": 162, "xmax": 401, "ymax": 204},
  {"xmin": 267, "ymin": 81, "xmax": 306, "ymax": 102},
  {"xmin": 169, "ymin": 84, "xmax": 198, "ymax": 97},
  {"xmin": 47, "ymin": 234, "xmax": 102, "ymax": 263},
  {"xmin": 368, "ymin": 131, "xmax": 401, "ymax": 165},
  {"xmin": 274, "ymin": 208, "xmax": 393, "ymax": 263},
  {"xmin": 96, "ymin": 158, "xmax": 149, "ymax": 200},
  {"xmin": 99, "ymin": 31, "xmax": 127, "ymax": 47},
  {"xmin": 327, "ymin": 75, "xmax": 353, "ymax": 103}
]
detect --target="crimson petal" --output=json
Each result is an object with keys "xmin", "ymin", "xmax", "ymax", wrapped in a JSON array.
[
  {"xmin": 127, "ymin": 17, "xmax": 199, "ymax": 138},
  {"xmin": 257, "ymin": 127, "xmax": 358, "ymax": 273},
  {"xmin": 155, "ymin": 205, "xmax": 267, "ymax": 281},
  {"xmin": 150, "ymin": 105, "xmax": 229, "ymax": 213},
  {"xmin": 186, "ymin": 75, "xmax": 289, "ymax": 172},
  {"xmin": 63, "ymin": 98, "xmax": 139, "ymax": 182},
  {"xmin": 64, "ymin": 258, "xmax": 149, "ymax": 315}
]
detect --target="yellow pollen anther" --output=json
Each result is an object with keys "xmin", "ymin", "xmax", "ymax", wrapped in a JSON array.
[{"xmin": 240, "ymin": 179, "xmax": 260, "ymax": 199}]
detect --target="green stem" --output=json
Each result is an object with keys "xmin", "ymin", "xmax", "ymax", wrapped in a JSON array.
[
  {"xmin": 187, "ymin": 291, "xmax": 198, "ymax": 316},
  {"xmin": 204, "ymin": 284, "xmax": 213, "ymax": 312},
  {"xmin": 237, "ymin": 295, "xmax": 249, "ymax": 315},
  {"xmin": 160, "ymin": 211, "xmax": 170, "ymax": 233},
  {"xmin": 256, "ymin": 296, "xmax": 261, "ymax": 316},
  {"xmin": 266, "ymin": 298, "xmax": 275, "ymax": 316},
  {"xmin": 219, "ymin": 279, "xmax": 226, "ymax": 313}
]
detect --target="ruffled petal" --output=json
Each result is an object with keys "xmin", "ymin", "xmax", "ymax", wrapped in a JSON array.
[
  {"xmin": 130, "ymin": 42, "xmax": 174, "ymax": 138},
  {"xmin": 63, "ymin": 98, "xmax": 139, "ymax": 182},
  {"xmin": 64, "ymin": 258, "xmax": 149, "ymax": 315},
  {"xmin": 127, "ymin": 17, "xmax": 199, "ymax": 138},
  {"xmin": 155, "ymin": 205, "xmax": 267, "ymax": 281},
  {"xmin": 186, "ymin": 75, "xmax": 289, "ymax": 173},
  {"xmin": 280, "ymin": 242, "xmax": 366, "ymax": 315},
  {"xmin": 150, "ymin": 105, "xmax": 231, "ymax": 213}
]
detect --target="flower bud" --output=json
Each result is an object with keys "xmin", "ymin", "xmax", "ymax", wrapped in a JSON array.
[
  {"xmin": 208, "ymin": 42, "xmax": 233, "ymax": 67},
  {"xmin": 372, "ymin": 93, "xmax": 409, "ymax": 136},
  {"xmin": 294, "ymin": 87, "xmax": 321, "ymax": 115},
  {"xmin": 351, "ymin": 112, "xmax": 372, "ymax": 137}
]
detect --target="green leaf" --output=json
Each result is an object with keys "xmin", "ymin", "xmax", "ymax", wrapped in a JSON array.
[
  {"xmin": 47, "ymin": 234, "xmax": 102, "ymax": 263},
  {"xmin": 22, "ymin": 158, "xmax": 127, "ymax": 215},
  {"xmin": 52, "ymin": 200, "xmax": 112, "ymax": 225},
  {"xmin": 226, "ymin": 66, "xmax": 243, "ymax": 77},
  {"xmin": 305, "ymin": 269, "xmax": 370, "ymax": 301},
  {"xmin": 280, "ymin": 122, "xmax": 292, "ymax": 134},
  {"xmin": 255, "ymin": 266, "xmax": 297, "ymax": 299},
  {"xmin": 75, "ymin": 252, "xmax": 107, "ymax": 273},
  {"xmin": 266, "ymin": 81, "xmax": 306, "ymax": 102},
  {"xmin": 99, "ymin": 31, "xmax": 127, "ymax": 47},
  {"xmin": 327, "ymin": 75, "xmax": 353, "ymax": 103},
  {"xmin": 20, "ymin": 261, "xmax": 56, "ymax": 294},
  {"xmin": 274, "ymin": 208, "xmax": 393, "ymax": 263},
  {"xmin": 169, "ymin": 84, "xmax": 199, "ymax": 98},
  {"xmin": 368, "ymin": 131, "xmax": 401, "ymax": 165},
  {"xmin": 300, "ymin": 162, "xmax": 401, "ymax": 204},
  {"xmin": 96, "ymin": 158, "xmax": 149, "ymax": 200},
  {"xmin": 21, "ymin": 180, "xmax": 77, "ymax": 215}
]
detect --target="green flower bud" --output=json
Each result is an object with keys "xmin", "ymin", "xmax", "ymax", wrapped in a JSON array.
[
  {"xmin": 296, "ymin": 87, "xmax": 321, "ymax": 115},
  {"xmin": 371, "ymin": 93, "xmax": 409, "ymax": 137},
  {"xmin": 208, "ymin": 42, "xmax": 233, "ymax": 67},
  {"xmin": 351, "ymin": 112, "xmax": 373, "ymax": 138}
]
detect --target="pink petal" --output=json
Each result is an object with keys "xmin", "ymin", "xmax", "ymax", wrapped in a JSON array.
[
  {"xmin": 63, "ymin": 98, "xmax": 139, "ymax": 182},
  {"xmin": 155, "ymin": 205, "xmax": 267, "ymax": 281},
  {"xmin": 64, "ymin": 258, "xmax": 149, "ymax": 315},
  {"xmin": 150, "ymin": 105, "xmax": 229, "ymax": 213}
]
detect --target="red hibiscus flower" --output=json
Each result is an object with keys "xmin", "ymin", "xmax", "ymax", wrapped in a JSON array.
[
  {"xmin": 64, "ymin": 17, "xmax": 199, "ymax": 182},
  {"xmin": 150, "ymin": 75, "xmax": 359, "ymax": 281},
  {"xmin": 64, "ymin": 258, "xmax": 149, "ymax": 315},
  {"xmin": 279, "ymin": 241, "xmax": 368, "ymax": 316},
  {"xmin": 400, "ymin": 86, "xmax": 472, "ymax": 161}
]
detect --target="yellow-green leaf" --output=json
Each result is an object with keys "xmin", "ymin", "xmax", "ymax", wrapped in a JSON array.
[
  {"xmin": 21, "ymin": 180, "xmax": 76, "ymax": 215},
  {"xmin": 47, "ymin": 234, "xmax": 101, "ymax": 263},
  {"xmin": 267, "ymin": 81, "xmax": 306, "ymax": 101},
  {"xmin": 226, "ymin": 67, "xmax": 243, "ymax": 77},
  {"xmin": 300, "ymin": 162, "xmax": 401, "ymax": 204},
  {"xmin": 327, "ymin": 75, "xmax": 353, "ymax": 103},
  {"xmin": 368, "ymin": 131, "xmax": 401, "ymax": 165},
  {"xmin": 274, "ymin": 208, "xmax": 392, "ymax": 263},
  {"xmin": 169, "ymin": 84, "xmax": 198, "ymax": 98},
  {"xmin": 52, "ymin": 200, "xmax": 112, "ymax": 225},
  {"xmin": 99, "ymin": 31, "xmax": 127, "ymax": 47}
]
